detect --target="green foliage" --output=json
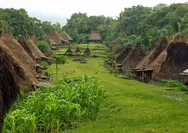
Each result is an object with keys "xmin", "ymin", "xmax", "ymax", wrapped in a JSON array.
[
  {"xmin": 107, "ymin": 52, "xmax": 117, "ymax": 61},
  {"xmin": 118, "ymin": 3, "xmax": 188, "ymax": 50},
  {"xmin": 3, "ymin": 76, "xmax": 106, "ymax": 132},
  {"xmin": 181, "ymin": 86, "xmax": 188, "ymax": 92},
  {"xmin": 77, "ymin": 33, "xmax": 89, "ymax": 44},
  {"xmin": 36, "ymin": 41, "xmax": 50, "ymax": 52},
  {"xmin": 124, "ymin": 72, "xmax": 133, "ymax": 79},
  {"xmin": 156, "ymin": 79, "xmax": 185, "ymax": 88},
  {"xmin": 53, "ymin": 22, "xmax": 62, "ymax": 32},
  {"xmin": 40, "ymin": 21, "xmax": 54, "ymax": 34},
  {"xmin": 0, "ymin": 8, "xmax": 54, "ymax": 38},
  {"xmin": 63, "ymin": 13, "xmax": 118, "ymax": 43},
  {"xmin": 53, "ymin": 54, "xmax": 67, "ymax": 65},
  {"xmin": 53, "ymin": 55, "xmax": 67, "ymax": 81},
  {"xmin": 40, "ymin": 61, "xmax": 49, "ymax": 69}
]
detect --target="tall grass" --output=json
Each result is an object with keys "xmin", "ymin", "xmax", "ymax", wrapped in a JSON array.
[{"xmin": 3, "ymin": 76, "xmax": 106, "ymax": 133}]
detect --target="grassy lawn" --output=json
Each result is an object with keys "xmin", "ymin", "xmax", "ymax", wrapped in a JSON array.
[{"xmin": 49, "ymin": 44, "xmax": 188, "ymax": 133}]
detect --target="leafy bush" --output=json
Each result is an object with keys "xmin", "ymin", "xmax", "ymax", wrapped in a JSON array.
[
  {"xmin": 155, "ymin": 80, "xmax": 185, "ymax": 88},
  {"xmin": 36, "ymin": 41, "xmax": 51, "ymax": 53},
  {"xmin": 124, "ymin": 72, "xmax": 133, "ymax": 79},
  {"xmin": 3, "ymin": 76, "xmax": 106, "ymax": 132},
  {"xmin": 108, "ymin": 67, "xmax": 119, "ymax": 74},
  {"xmin": 181, "ymin": 86, "xmax": 188, "ymax": 92},
  {"xmin": 40, "ymin": 61, "xmax": 49, "ymax": 69}
]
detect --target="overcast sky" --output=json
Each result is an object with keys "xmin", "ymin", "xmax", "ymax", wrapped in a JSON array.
[{"xmin": 1, "ymin": 0, "xmax": 187, "ymax": 25}]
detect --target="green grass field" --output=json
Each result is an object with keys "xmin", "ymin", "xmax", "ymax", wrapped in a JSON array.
[{"xmin": 49, "ymin": 44, "xmax": 188, "ymax": 133}]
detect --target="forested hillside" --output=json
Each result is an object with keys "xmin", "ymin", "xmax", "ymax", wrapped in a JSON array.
[
  {"xmin": 1, "ymin": 3, "xmax": 188, "ymax": 50},
  {"xmin": 0, "ymin": 8, "xmax": 59, "ymax": 39},
  {"xmin": 64, "ymin": 3, "xmax": 188, "ymax": 50}
]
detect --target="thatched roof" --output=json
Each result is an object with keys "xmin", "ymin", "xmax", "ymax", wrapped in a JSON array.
[
  {"xmin": 137, "ymin": 33, "xmax": 188, "ymax": 80},
  {"xmin": 59, "ymin": 31, "xmax": 72, "ymax": 42},
  {"xmin": 48, "ymin": 39, "xmax": 58, "ymax": 45},
  {"xmin": 84, "ymin": 46, "xmax": 91, "ymax": 56},
  {"xmin": 0, "ymin": 32, "xmax": 38, "ymax": 88},
  {"xmin": 116, "ymin": 44, "xmax": 132, "ymax": 64},
  {"xmin": 122, "ymin": 43, "xmax": 145, "ymax": 72},
  {"xmin": 47, "ymin": 30, "xmax": 62, "ymax": 45},
  {"xmin": 0, "ymin": 40, "xmax": 20, "ymax": 129},
  {"xmin": 19, "ymin": 38, "xmax": 47, "ymax": 60},
  {"xmin": 75, "ymin": 46, "xmax": 81, "ymax": 53},
  {"xmin": 137, "ymin": 38, "xmax": 168, "ymax": 68},
  {"xmin": 65, "ymin": 47, "xmax": 73, "ymax": 55},
  {"xmin": 89, "ymin": 31, "xmax": 102, "ymax": 41},
  {"xmin": 65, "ymin": 32, "xmax": 73, "ymax": 41},
  {"xmin": 0, "ymin": 39, "xmax": 38, "ymax": 89}
]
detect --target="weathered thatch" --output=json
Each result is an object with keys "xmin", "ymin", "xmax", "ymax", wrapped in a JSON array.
[
  {"xmin": 59, "ymin": 31, "xmax": 72, "ymax": 42},
  {"xmin": 19, "ymin": 38, "xmax": 47, "ymax": 61},
  {"xmin": 47, "ymin": 30, "xmax": 63, "ymax": 45},
  {"xmin": 89, "ymin": 31, "xmax": 102, "ymax": 43},
  {"xmin": 65, "ymin": 47, "xmax": 73, "ymax": 56},
  {"xmin": 159, "ymin": 41, "xmax": 188, "ymax": 79},
  {"xmin": 139, "ymin": 33, "xmax": 188, "ymax": 80},
  {"xmin": 65, "ymin": 32, "xmax": 73, "ymax": 41},
  {"xmin": 75, "ymin": 46, "xmax": 81, "ymax": 54},
  {"xmin": 19, "ymin": 38, "xmax": 34, "ymax": 59},
  {"xmin": 122, "ymin": 43, "xmax": 145, "ymax": 72},
  {"xmin": 0, "ymin": 32, "xmax": 38, "ymax": 88},
  {"xmin": 137, "ymin": 38, "xmax": 168, "ymax": 68},
  {"xmin": 116, "ymin": 44, "xmax": 132, "ymax": 64},
  {"xmin": 84, "ymin": 46, "xmax": 91, "ymax": 56},
  {"xmin": 49, "ymin": 39, "xmax": 57, "ymax": 45},
  {"xmin": 147, "ymin": 50, "xmax": 167, "ymax": 77},
  {"xmin": 0, "ymin": 41, "xmax": 20, "ymax": 130}
]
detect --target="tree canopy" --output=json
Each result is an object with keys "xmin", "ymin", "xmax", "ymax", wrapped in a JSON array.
[
  {"xmin": 0, "ymin": 8, "xmax": 54, "ymax": 39},
  {"xmin": 1, "ymin": 3, "xmax": 188, "ymax": 50},
  {"xmin": 63, "ymin": 13, "xmax": 118, "ymax": 44}
]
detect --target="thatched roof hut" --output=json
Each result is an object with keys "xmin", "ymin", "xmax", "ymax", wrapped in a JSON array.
[
  {"xmin": 84, "ymin": 46, "xmax": 91, "ymax": 56},
  {"xmin": 116, "ymin": 44, "xmax": 132, "ymax": 64},
  {"xmin": 47, "ymin": 30, "xmax": 64, "ymax": 45},
  {"xmin": 122, "ymin": 43, "xmax": 145, "ymax": 72},
  {"xmin": 0, "ymin": 40, "xmax": 20, "ymax": 130},
  {"xmin": 65, "ymin": 46, "xmax": 73, "ymax": 56},
  {"xmin": 89, "ymin": 31, "xmax": 102, "ymax": 43},
  {"xmin": 59, "ymin": 31, "xmax": 72, "ymax": 43},
  {"xmin": 0, "ymin": 32, "xmax": 38, "ymax": 88},
  {"xmin": 137, "ymin": 33, "xmax": 188, "ymax": 80},
  {"xmin": 19, "ymin": 38, "xmax": 47, "ymax": 61},
  {"xmin": 137, "ymin": 38, "xmax": 168, "ymax": 69},
  {"xmin": 75, "ymin": 46, "xmax": 81, "ymax": 54},
  {"xmin": 48, "ymin": 39, "xmax": 58, "ymax": 46}
]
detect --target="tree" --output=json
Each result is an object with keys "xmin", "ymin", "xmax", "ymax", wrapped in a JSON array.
[
  {"xmin": 53, "ymin": 55, "xmax": 67, "ymax": 82},
  {"xmin": 52, "ymin": 22, "xmax": 61, "ymax": 32},
  {"xmin": 41, "ymin": 21, "xmax": 54, "ymax": 34},
  {"xmin": 63, "ymin": 13, "xmax": 118, "ymax": 44}
]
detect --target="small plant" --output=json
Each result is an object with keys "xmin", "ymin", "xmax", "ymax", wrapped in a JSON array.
[
  {"xmin": 40, "ymin": 61, "xmax": 49, "ymax": 69},
  {"xmin": 3, "ymin": 76, "xmax": 106, "ymax": 132},
  {"xmin": 124, "ymin": 72, "xmax": 133, "ymax": 79},
  {"xmin": 181, "ymin": 86, "xmax": 188, "ymax": 92},
  {"xmin": 156, "ymin": 80, "xmax": 185, "ymax": 88}
]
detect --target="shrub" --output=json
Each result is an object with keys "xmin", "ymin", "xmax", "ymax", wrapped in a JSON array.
[
  {"xmin": 40, "ymin": 61, "xmax": 49, "ymax": 69},
  {"xmin": 124, "ymin": 72, "xmax": 133, "ymax": 79},
  {"xmin": 36, "ymin": 41, "xmax": 51, "ymax": 53},
  {"xmin": 3, "ymin": 76, "xmax": 106, "ymax": 132},
  {"xmin": 156, "ymin": 80, "xmax": 185, "ymax": 88},
  {"xmin": 181, "ymin": 86, "xmax": 188, "ymax": 92}
]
